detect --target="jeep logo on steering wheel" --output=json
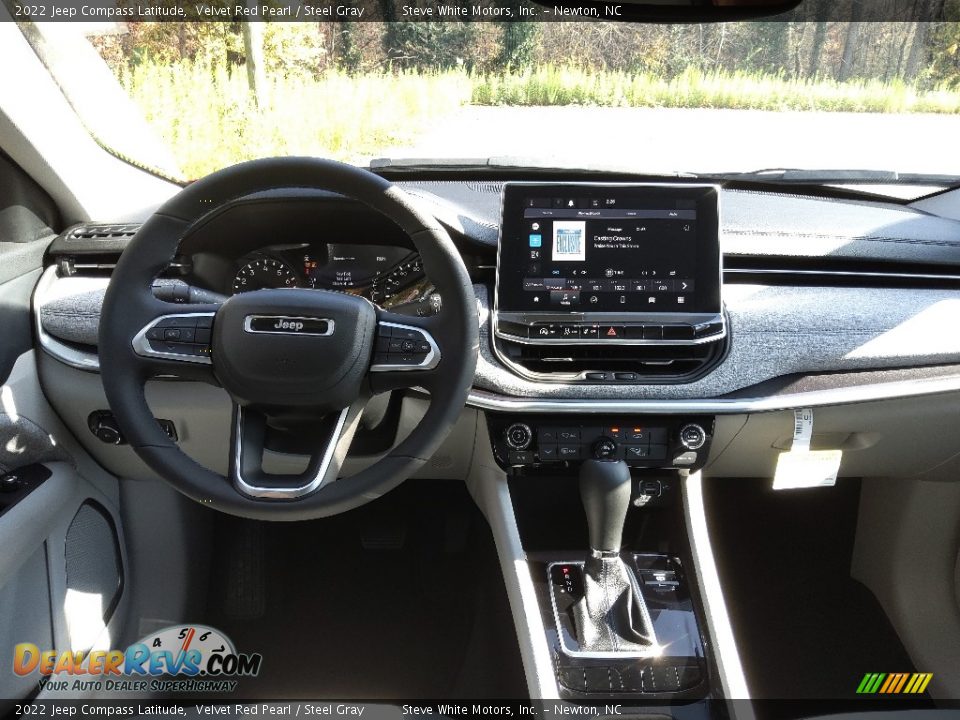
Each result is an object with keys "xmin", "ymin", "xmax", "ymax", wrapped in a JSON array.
[{"xmin": 244, "ymin": 315, "xmax": 335, "ymax": 336}]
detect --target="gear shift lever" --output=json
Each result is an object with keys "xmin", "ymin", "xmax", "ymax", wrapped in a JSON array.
[
  {"xmin": 572, "ymin": 459, "xmax": 654, "ymax": 652},
  {"xmin": 580, "ymin": 459, "xmax": 632, "ymax": 555}
]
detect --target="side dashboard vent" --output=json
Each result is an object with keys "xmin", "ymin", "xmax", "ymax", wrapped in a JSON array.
[{"xmin": 67, "ymin": 224, "xmax": 140, "ymax": 241}]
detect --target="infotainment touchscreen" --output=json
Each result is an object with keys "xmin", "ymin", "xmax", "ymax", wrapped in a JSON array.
[{"xmin": 496, "ymin": 183, "xmax": 721, "ymax": 315}]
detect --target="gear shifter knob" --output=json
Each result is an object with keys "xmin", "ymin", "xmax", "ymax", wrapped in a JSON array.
[{"xmin": 579, "ymin": 459, "xmax": 632, "ymax": 554}]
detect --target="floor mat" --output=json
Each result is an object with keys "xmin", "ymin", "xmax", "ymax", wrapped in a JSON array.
[
  {"xmin": 704, "ymin": 477, "xmax": 915, "ymax": 700},
  {"xmin": 204, "ymin": 480, "xmax": 527, "ymax": 700}
]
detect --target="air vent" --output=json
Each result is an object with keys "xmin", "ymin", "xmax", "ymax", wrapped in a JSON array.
[
  {"xmin": 495, "ymin": 336, "xmax": 727, "ymax": 384},
  {"xmin": 67, "ymin": 224, "xmax": 140, "ymax": 241},
  {"xmin": 724, "ymin": 256, "xmax": 960, "ymax": 290}
]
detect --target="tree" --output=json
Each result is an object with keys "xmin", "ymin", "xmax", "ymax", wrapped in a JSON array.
[
  {"xmin": 807, "ymin": 21, "xmax": 829, "ymax": 78},
  {"xmin": 838, "ymin": 21, "xmax": 862, "ymax": 80},
  {"xmin": 498, "ymin": 20, "xmax": 539, "ymax": 70},
  {"xmin": 241, "ymin": 19, "xmax": 266, "ymax": 107}
]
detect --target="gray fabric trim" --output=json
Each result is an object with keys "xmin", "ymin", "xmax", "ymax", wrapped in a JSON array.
[
  {"xmin": 36, "ymin": 273, "xmax": 960, "ymax": 400},
  {"xmin": 0, "ymin": 412, "xmax": 71, "ymax": 474},
  {"xmin": 476, "ymin": 284, "xmax": 960, "ymax": 399}
]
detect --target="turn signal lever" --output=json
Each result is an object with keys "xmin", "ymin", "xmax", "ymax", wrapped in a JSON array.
[{"xmin": 579, "ymin": 459, "xmax": 631, "ymax": 554}]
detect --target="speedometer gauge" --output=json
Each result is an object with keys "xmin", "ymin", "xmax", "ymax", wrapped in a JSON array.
[{"xmin": 232, "ymin": 256, "xmax": 299, "ymax": 294}]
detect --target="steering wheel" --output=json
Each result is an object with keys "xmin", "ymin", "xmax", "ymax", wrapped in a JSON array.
[{"xmin": 99, "ymin": 158, "xmax": 479, "ymax": 520}]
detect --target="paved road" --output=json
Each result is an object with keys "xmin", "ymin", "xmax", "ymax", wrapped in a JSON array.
[{"xmin": 377, "ymin": 106, "xmax": 959, "ymax": 178}]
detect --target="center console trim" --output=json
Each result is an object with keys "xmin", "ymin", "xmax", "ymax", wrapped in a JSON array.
[
  {"xmin": 547, "ymin": 560, "xmax": 661, "ymax": 660},
  {"xmin": 683, "ymin": 472, "xmax": 750, "ymax": 699}
]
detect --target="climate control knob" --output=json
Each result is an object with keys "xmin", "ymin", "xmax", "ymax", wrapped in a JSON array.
[
  {"xmin": 593, "ymin": 437, "xmax": 619, "ymax": 460},
  {"xmin": 679, "ymin": 423, "xmax": 707, "ymax": 450},
  {"xmin": 504, "ymin": 423, "xmax": 533, "ymax": 450}
]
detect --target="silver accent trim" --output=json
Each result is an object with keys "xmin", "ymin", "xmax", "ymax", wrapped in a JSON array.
[
  {"xmin": 34, "ymin": 266, "xmax": 101, "ymax": 372},
  {"xmin": 243, "ymin": 314, "xmax": 335, "ymax": 337},
  {"xmin": 132, "ymin": 313, "xmax": 215, "ymax": 365},
  {"xmin": 684, "ymin": 473, "xmax": 751, "ymax": 699},
  {"xmin": 369, "ymin": 321, "xmax": 441, "ymax": 372},
  {"xmin": 679, "ymin": 423, "xmax": 707, "ymax": 450},
  {"xmin": 492, "ymin": 182, "xmax": 725, "ymax": 381},
  {"xmin": 727, "ymin": 267, "xmax": 960, "ymax": 282},
  {"xmin": 495, "ymin": 327, "xmax": 725, "ymax": 346},
  {"xmin": 34, "ymin": 269, "xmax": 960, "ymax": 415},
  {"xmin": 232, "ymin": 405, "xmax": 350, "ymax": 499},
  {"xmin": 465, "ymin": 372, "xmax": 960, "ymax": 415},
  {"xmin": 547, "ymin": 560, "xmax": 660, "ymax": 660}
]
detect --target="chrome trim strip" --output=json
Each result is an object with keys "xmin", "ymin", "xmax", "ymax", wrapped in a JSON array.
[
  {"xmin": 33, "ymin": 266, "xmax": 102, "ymax": 372},
  {"xmin": 494, "ymin": 328, "xmax": 726, "ymax": 346},
  {"xmin": 132, "ymin": 313, "xmax": 215, "ymax": 365},
  {"xmin": 369, "ymin": 321, "xmax": 441, "ymax": 372},
  {"xmin": 684, "ymin": 473, "xmax": 751, "ymax": 700},
  {"xmin": 243, "ymin": 314, "xmax": 335, "ymax": 337},
  {"xmin": 546, "ymin": 560, "xmax": 660, "ymax": 660},
  {"xmin": 466, "ymin": 373, "xmax": 960, "ymax": 415},
  {"xmin": 232, "ymin": 405, "xmax": 350, "ymax": 500},
  {"xmin": 727, "ymin": 267, "xmax": 960, "ymax": 282}
]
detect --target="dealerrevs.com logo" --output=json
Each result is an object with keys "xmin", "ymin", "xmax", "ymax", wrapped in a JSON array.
[{"xmin": 13, "ymin": 625, "xmax": 262, "ymax": 693}]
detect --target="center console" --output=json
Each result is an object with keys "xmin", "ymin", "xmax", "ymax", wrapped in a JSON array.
[
  {"xmin": 494, "ymin": 183, "xmax": 727, "ymax": 383},
  {"xmin": 487, "ymin": 183, "xmax": 724, "ymax": 704}
]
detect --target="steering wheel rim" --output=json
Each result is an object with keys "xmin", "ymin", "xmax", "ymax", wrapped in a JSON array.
[{"xmin": 99, "ymin": 157, "xmax": 479, "ymax": 520}]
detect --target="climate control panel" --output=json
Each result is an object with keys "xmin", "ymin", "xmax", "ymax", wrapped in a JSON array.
[{"xmin": 488, "ymin": 415, "xmax": 714, "ymax": 472}]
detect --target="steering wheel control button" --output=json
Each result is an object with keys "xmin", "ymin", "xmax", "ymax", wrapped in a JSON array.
[
  {"xmin": 134, "ymin": 312, "xmax": 215, "ymax": 365},
  {"xmin": 680, "ymin": 423, "xmax": 707, "ymax": 450},
  {"xmin": 370, "ymin": 322, "xmax": 439, "ymax": 372},
  {"xmin": 505, "ymin": 423, "xmax": 533, "ymax": 450}
]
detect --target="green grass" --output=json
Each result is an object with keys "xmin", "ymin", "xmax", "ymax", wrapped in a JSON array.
[
  {"xmin": 470, "ymin": 66, "xmax": 960, "ymax": 113},
  {"xmin": 120, "ymin": 60, "xmax": 473, "ymax": 178},
  {"xmin": 118, "ymin": 60, "xmax": 960, "ymax": 180}
]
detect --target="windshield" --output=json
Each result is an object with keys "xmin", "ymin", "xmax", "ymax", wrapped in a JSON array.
[{"xmin": 16, "ymin": 13, "xmax": 960, "ymax": 196}]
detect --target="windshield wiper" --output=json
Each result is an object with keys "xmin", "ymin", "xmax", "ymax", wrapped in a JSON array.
[{"xmin": 717, "ymin": 168, "xmax": 960, "ymax": 186}]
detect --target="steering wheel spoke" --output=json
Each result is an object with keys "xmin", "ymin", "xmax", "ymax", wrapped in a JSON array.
[
  {"xmin": 368, "ymin": 311, "xmax": 443, "ymax": 392},
  {"xmin": 229, "ymin": 400, "xmax": 367, "ymax": 499},
  {"xmin": 131, "ymin": 304, "xmax": 221, "ymax": 382}
]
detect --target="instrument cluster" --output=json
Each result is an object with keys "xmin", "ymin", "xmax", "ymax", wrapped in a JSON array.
[{"xmin": 229, "ymin": 243, "xmax": 439, "ymax": 316}]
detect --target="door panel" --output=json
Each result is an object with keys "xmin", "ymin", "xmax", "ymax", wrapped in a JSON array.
[{"xmin": 0, "ymin": 152, "xmax": 128, "ymax": 705}]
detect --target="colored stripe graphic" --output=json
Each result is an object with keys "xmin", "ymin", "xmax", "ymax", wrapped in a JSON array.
[{"xmin": 858, "ymin": 672, "xmax": 933, "ymax": 694}]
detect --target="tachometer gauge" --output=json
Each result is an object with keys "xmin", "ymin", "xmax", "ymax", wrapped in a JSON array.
[{"xmin": 232, "ymin": 256, "xmax": 299, "ymax": 294}]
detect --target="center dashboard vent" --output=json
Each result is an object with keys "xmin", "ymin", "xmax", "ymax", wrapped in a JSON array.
[{"xmin": 494, "ymin": 321, "xmax": 728, "ymax": 384}]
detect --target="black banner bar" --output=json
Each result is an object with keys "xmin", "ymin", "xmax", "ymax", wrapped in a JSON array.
[{"xmin": 3, "ymin": 0, "xmax": 959, "ymax": 23}]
